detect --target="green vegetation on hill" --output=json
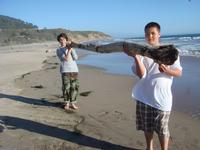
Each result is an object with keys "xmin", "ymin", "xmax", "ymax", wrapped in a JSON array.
[
  {"xmin": 0, "ymin": 15, "xmax": 111, "ymax": 46},
  {"xmin": 0, "ymin": 15, "xmax": 38, "ymax": 29}
]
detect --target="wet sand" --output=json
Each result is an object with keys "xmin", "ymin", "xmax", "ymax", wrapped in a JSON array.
[{"xmin": 173, "ymin": 56, "xmax": 200, "ymax": 118}]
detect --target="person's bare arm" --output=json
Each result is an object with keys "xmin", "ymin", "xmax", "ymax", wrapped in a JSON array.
[
  {"xmin": 159, "ymin": 64, "xmax": 182, "ymax": 77},
  {"xmin": 134, "ymin": 55, "xmax": 146, "ymax": 78},
  {"xmin": 124, "ymin": 43, "xmax": 146, "ymax": 78},
  {"xmin": 63, "ymin": 46, "xmax": 72, "ymax": 61}
]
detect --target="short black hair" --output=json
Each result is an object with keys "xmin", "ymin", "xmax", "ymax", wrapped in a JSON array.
[
  {"xmin": 144, "ymin": 22, "xmax": 161, "ymax": 32},
  {"xmin": 57, "ymin": 33, "xmax": 69, "ymax": 42}
]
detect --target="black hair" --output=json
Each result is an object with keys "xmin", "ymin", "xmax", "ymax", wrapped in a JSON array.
[
  {"xmin": 57, "ymin": 33, "xmax": 69, "ymax": 42},
  {"xmin": 144, "ymin": 22, "xmax": 161, "ymax": 32}
]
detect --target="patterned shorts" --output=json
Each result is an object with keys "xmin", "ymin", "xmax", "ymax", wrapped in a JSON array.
[{"xmin": 136, "ymin": 101, "xmax": 171, "ymax": 137}]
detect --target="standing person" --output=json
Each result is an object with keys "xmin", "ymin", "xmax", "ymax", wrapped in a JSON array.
[
  {"xmin": 56, "ymin": 33, "xmax": 79, "ymax": 110},
  {"xmin": 124, "ymin": 22, "xmax": 182, "ymax": 150}
]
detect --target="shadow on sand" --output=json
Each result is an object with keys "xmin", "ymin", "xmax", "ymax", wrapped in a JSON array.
[
  {"xmin": 1, "ymin": 115, "xmax": 140, "ymax": 150},
  {"xmin": 0, "ymin": 93, "xmax": 62, "ymax": 108}
]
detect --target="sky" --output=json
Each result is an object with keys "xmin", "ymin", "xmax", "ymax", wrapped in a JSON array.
[{"xmin": 0, "ymin": 0, "xmax": 200, "ymax": 37}]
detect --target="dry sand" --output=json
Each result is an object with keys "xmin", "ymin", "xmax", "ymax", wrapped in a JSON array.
[{"xmin": 0, "ymin": 42, "xmax": 200, "ymax": 150}]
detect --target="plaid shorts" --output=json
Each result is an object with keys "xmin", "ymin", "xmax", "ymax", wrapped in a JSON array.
[{"xmin": 136, "ymin": 101, "xmax": 171, "ymax": 137}]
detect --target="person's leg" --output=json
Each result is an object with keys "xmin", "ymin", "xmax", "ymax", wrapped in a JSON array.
[
  {"xmin": 69, "ymin": 76, "xmax": 79, "ymax": 109},
  {"xmin": 144, "ymin": 132, "xmax": 154, "ymax": 150},
  {"xmin": 136, "ymin": 101, "xmax": 154, "ymax": 150},
  {"xmin": 158, "ymin": 135, "xmax": 169, "ymax": 150},
  {"xmin": 62, "ymin": 74, "xmax": 71, "ymax": 109},
  {"xmin": 155, "ymin": 110, "xmax": 170, "ymax": 150}
]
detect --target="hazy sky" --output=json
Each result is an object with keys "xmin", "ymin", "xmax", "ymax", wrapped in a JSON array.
[{"xmin": 0, "ymin": 0, "xmax": 199, "ymax": 37}]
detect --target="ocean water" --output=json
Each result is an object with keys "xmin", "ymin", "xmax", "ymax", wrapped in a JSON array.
[
  {"xmin": 78, "ymin": 52, "xmax": 134, "ymax": 75},
  {"xmin": 78, "ymin": 33, "xmax": 200, "ymax": 75}
]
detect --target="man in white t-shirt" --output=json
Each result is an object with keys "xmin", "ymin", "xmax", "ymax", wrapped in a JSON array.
[{"xmin": 124, "ymin": 22, "xmax": 182, "ymax": 150}]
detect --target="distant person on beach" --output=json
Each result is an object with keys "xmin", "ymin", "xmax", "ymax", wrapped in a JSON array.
[
  {"xmin": 56, "ymin": 33, "xmax": 79, "ymax": 110},
  {"xmin": 123, "ymin": 22, "xmax": 182, "ymax": 150}
]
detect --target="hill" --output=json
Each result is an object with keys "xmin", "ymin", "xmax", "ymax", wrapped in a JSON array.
[
  {"xmin": 0, "ymin": 15, "xmax": 111, "ymax": 46},
  {"xmin": 0, "ymin": 15, "xmax": 38, "ymax": 29}
]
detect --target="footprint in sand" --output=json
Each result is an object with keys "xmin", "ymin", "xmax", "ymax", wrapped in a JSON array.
[
  {"xmin": 98, "ymin": 110, "xmax": 127, "ymax": 121},
  {"xmin": 112, "ymin": 110, "xmax": 128, "ymax": 121},
  {"xmin": 98, "ymin": 111, "xmax": 109, "ymax": 117}
]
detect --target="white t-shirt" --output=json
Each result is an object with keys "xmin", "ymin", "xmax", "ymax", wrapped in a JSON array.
[
  {"xmin": 132, "ymin": 56, "xmax": 182, "ymax": 111},
  {"xmin": 56, "ymin": 47, "xmax": 79, "ymax": 73}
]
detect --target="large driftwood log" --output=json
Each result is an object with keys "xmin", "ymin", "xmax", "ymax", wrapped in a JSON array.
[{"xmin": 71, "ymin": 42, "xmax": 179, "ymax": 65}]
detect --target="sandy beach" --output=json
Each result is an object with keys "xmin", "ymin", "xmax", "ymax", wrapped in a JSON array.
[{"xmin": 0, "ymin": 43, "xmax": 200, "ymax": 150}]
